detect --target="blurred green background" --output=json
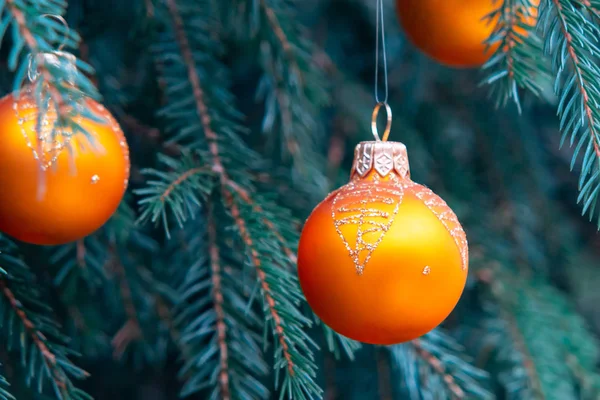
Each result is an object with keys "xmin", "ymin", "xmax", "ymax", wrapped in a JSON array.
[{"xmin": 1, "ymin": 0, "xmax": 600, "ymax": 399}]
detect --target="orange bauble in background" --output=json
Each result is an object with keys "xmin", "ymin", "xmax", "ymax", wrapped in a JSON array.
[
  {"xmin": 297, "ymin": 141, "xmax": 468, "ymax": 345},
  {"xmin": 396, "ymin": 0, "xmax": 540, "ymax": 67},
  {"xmin": 0, "ymin": 87, "xmax": 130, "ymax": 245}
]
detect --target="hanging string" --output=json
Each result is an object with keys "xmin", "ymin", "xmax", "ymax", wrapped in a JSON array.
[
  {"xmin": 374, "ymin": 0, "xmax": 388, "ymax": 104},
  {"xmin": 372, "ymin": 0, "xmax": 392, "ymax": 142}
]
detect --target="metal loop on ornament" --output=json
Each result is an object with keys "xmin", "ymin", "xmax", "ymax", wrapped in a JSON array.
[
  {"xmin": 27, "ymin": 14, "xmax": 71, "ymax": 83},
  {"xmin": 27, "ymin": 51, "xmax": 77, "ymax": 84},
  {"xmin": 371, "ymin": 101, "xmax": 392, "ymax": 142}
]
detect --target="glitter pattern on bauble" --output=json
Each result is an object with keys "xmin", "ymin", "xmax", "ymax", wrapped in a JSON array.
[
  {"xmin": 0, "ymin": 86, "xmax": 130, "ymax": 245},
  {"xmin": 297, "ymin": 141, "xmax": 468, "ymax": 345}
]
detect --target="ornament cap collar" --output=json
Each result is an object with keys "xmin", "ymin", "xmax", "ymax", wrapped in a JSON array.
[{"xmin": 351, "ymin": 141, "xmax": 410, "ymax": 179}]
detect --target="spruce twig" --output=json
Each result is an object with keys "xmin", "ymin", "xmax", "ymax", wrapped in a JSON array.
[
  {"xmin": 482, "ymin": 0, "xmax": 548, "ymax": 112},
  {"xmin": 0, "ymin": 368, "xmax": 14, "ymax": 400},
  {"xmin": 0, "ymin": 235, "xmax": 91, "ymax": 400},
  {"xmin": 207, "ymin": 212, "xmax": 232, "ymax": 400},
  {"xmin": 545, "ymin": 0, "xmax": 600, "ymax": 227},
  {"xmin": 137, "ymin": 1, "xmax": 322, "ymax": 397}
]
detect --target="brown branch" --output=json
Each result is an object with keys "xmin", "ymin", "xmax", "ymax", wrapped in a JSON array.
[
  {"xmin": 164, "ymin": 0, "xmax": 296, "ymax": 262},
  {"xmin": 499, "ymin": 2, "xmax": 521, "ymax": 80},
  {"xmin": 273, "ymin": 76, "xmax": 302, "ymax": 162},
  {"xmin": 208, "ymin": 212, "xmax": 231, "ymax": 400},
  {"xmin": 119, "ymin": 114, "xmax": 161, "ymax": 141},
  {"xmin": 112, "ymin": 259, "xmax": 139, "ymax": 325},
  {"xmin": 154, "ymin": 294, "xmax": 200, "ymax": 383},
  {"xmin": 165, "ymin": 0, "xmax": 224, "ymax": 174},
  {"xmin": 160, "ymin": 167, "xmax": 209, "ymax": 203},
  {"xmin": 553, "ymin": 0, "xmax": 600, "ymax": 160},
  {"xmin": 0, "ymin": 279, "xmax": 79, "ymax": 396},
  {"xmin": 76, "ymin": 240, "xmax": 86, "ymax": 269},
  {"xmin": 226, "ymin": 180, "xmax": 297, "ymax": 263},
  {"xmin": 258, "ymin": 0, "xmax": 308, "ymax": 165},
  {"xmin": 145, "ymin": 0, "xmax": 155, "ymax": 17},
  {"xmin": 165, "ymin": 0, "xmax": 296, "ymax": 377},
  {"xmin": 582, "ymin": 0, "xmax": 600, "ymax": 21},
  {"xmin": 165, "ymin": 0, "xmax": 299, "ymax": 267},
  {"xmin": 105, "ymin": 245, "xmax": 142, "ymax": 356},
  {"xmin": 111, "ymin": 319, "xmax": 141, "ymax": 359},
  {"xmin": 118, "ymin": 113, "xmax": 183, "ymax": 156},
  {"xmin": 323, "ymin": 352, "xmax": 337, "ymax": 400},
  {"xmin": 412, "ymin": 339, "xmax": 465, "ymax": 399},
  {"xmin": 223, "ymin": 189, "xmax": 295, "ymax": 376},
  {"xmin": 376, "ymin": 348, "xmax": 393, "ymax": 400},
  {"xmin": 500, "ymin": 308, "xmax": 545, "ymax": 398},
  {"xmin": 6, "ymin": 1, "xmax": 68, "ymax": 115},
  {"xmin": 259, "ymin": 0, "xmax": 301, "ymax": 83},
  {"xmin": 480, "ymin": 270, "xmax": 545, "ymax": 398},
  {"xmin": 326, "ymin": 127, "xmax": 346, "ymax": 182}
]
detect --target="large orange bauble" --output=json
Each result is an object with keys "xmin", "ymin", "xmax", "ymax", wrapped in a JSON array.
[
  {"xmin": 396, "ymin": 0, "xmax": 540, "ymax": 67},
  {"xmin": 298, "ymin": 141, "xmax": 468, "ymax": 344},
  {"xmin": 0, "ymin": 87, "xmax": 130, "ymax": 245}
]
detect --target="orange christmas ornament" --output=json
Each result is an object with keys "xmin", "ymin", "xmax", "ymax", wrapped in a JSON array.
[
  {"xmin": 396, "ymin": 0, "xmax": 540, "ymax": 67},
  {"xmin": 298, "ymin": 107, "xmax": 468, "ymax": 344},
  {"xmin": 0, "ymin": 86, "xmax": 130, "ymax": 245}
]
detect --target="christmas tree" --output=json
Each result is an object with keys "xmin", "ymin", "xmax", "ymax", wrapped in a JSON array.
[{"xmin": 0, "ymin": 0, "xmax": 599, "ymax": 399}]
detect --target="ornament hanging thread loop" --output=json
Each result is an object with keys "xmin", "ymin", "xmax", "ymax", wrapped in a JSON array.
[
  {"xmin": 40, "ymin": 14, "xmax": 70, "ymax": 51},
  {"xmin": 371, "ymin": 102, "xmax": 392, "ymax": 142},
  {"xmin": 372, "ymin": 0, "xmax": 392, "ymax": 142},
  {"xmin": 374, "ymin": 0, "xmax": 388, "ymax": 104}
]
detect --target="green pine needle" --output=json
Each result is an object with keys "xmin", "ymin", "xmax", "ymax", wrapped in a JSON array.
[
  {"xmin": 482, "ymin": 0, "xmax": 550, "ymax": 112},
  {"xmin": 0, "ymin": 235, "xmax": 91, "ymax": 400},
  {"xmin": 0, "ymin": 369, "xmax": 15, "ymax": 400},
  {"xmin": 0, "ymin": 0, "xmax": 102, "ymax": 145},
  {"xmin": 544, "ymin": 0, "xmax": 600, "ymax": 228},
  {"xmin": 390, "ymin": 331, "xmax": 492, "ymax": 399}
]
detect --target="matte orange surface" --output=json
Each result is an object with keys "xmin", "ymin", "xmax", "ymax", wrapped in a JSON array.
[
  {"xmin": 0, "ymin": 92, "xmax": 130, "ymax": 245},
  {"xmin": 298, "ymin": 179, "xmax": 467, "ymax": 345},
  {"xmin": 396, "ymin": 0, "xmax": 540, "ymax": 67}
]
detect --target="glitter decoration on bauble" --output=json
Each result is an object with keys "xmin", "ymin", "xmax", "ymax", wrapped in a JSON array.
[
  {"xmin": 0, "ymin": 85, "xmax": 130, "ymax": 245},
  {"xmin": 297, "ymin": 123, "xmax": 468, "ymax": 345}
]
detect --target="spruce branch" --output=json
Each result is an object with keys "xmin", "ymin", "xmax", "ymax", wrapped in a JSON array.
[
  {"xmin": 49, "ymin": 202, "xmax": 165, "ymax": 364},
  {"xmin": 50, "ymin": 235, "xmax": 107, "ymax": 289},
  {"xmin": 0, "ymin": 235, "xmax": 91, "ymax": 400},
  {"xmin": 390, "ymin": 331, "xmax": 491, "ymax": 400},
  {"xmin": 137, "ymin": 153, "xmax": 215, "ymax": 238},
  {"xmin": 0, "ymin": 364, "xmax": 14, "ymax": 400},
  {"xmin": 482, "ymin": 0, "xmax": 549, "ymax": 111},
  {"xmin": 107, "ymin": 244, "xmax": 142, "ymax": 352},
  {"xmin": 245, "ymin": 0, "xmax": 329, "ymax": 192},
  {"xmin": 224, "ymin": 189, "xmax": 321, "ymax": 399},
  {"xmin": 493, "ymin": 304, "xmax": 545, "ymax": 398},
  {"xmin": 207, "ymin": 213, "xmax": 232, "ymax": 400},
  {"xmin": 142, "ymin": 0, "xmax": 322, "ymax": 398},
  {"xmin": 482, "ymin": 267, "xmax": 600, "ymax": 399},
  {"xmin": 224, "ymin": 179, "xmax": 298, "ymax": 264},
  {"xmin": 1, "ymin": 0, "xmax": 100, "ymax": 135},
  {"xmin": 321, "ymin": 324, "xmax": 360, "ymax": 361},
  {"xmin": 164, "ymin": 216, "xmax": 269, "ymax": 399},
  {"xmin": 412, "ymin": 339, "xmax": 466, "ymax": 398},
  {"xmin": 545, "ymin": 0, "xmax": 600, "ymax": 227}
]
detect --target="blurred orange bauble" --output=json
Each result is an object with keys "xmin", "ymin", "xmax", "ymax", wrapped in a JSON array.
[
  {"xmin": 0, "ymin": 87, "xmax": 130, "ymax": 245},
  {"xmin": 297, "ymin": 142, "xmax": 468, "ymax": 345},
  {"xmin": 396, "ymin": 0, "xmax": 540, "ymax": 67}
]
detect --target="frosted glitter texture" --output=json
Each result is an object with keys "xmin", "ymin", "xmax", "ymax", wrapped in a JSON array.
[{"xmin": 330, "ymin": 141, "xmax": 468, "ymax": 274}]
